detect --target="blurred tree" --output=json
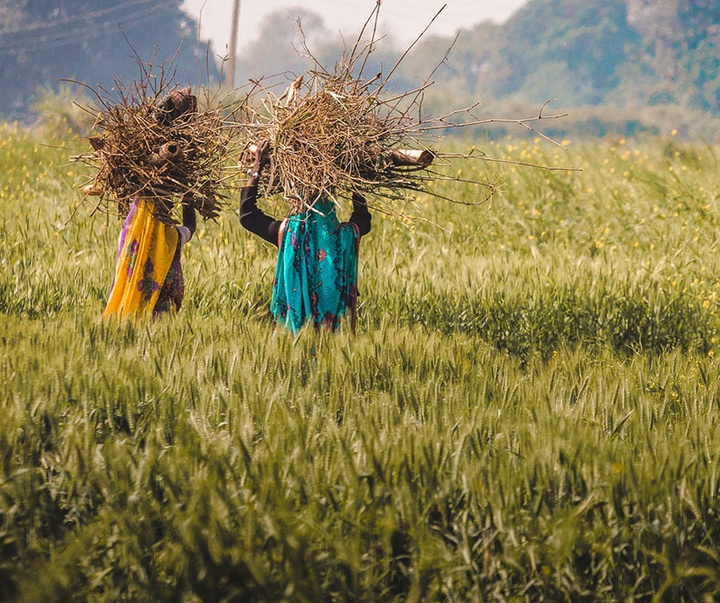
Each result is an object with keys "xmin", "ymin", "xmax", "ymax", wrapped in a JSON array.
[
  {"xmin": 626, "ymin": 0, "xmax": 720, "ymax": 112},
  {"xmin": 223, "ymin": 0, "xmax": 720, "ymax": 140},
  {"xmin": 475, "ymin": 0, "xmax": 641, "ymax": 105},
  {"xmin": 233, "ymin": 8, "xmax": 329, "ymax": 91},
  {"xmin": 0, "ymin": 0, "xmax": 217, "ymax": 120},
  {"xmin": 10, "ymin": 0, "xmax": 715, "ymax": 125},
  {"xmin": 233, "ymin": 8, "xmax": 409, "ymax": 102}
]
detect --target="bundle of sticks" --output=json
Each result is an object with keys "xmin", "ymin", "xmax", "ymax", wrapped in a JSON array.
[
  {"xmin": 73, "ymin": 69, "xmax": 238, "ymax": 224},
  {"xmin": 239, "ymin": 45, "xmax": 436, "ymax": 213}
]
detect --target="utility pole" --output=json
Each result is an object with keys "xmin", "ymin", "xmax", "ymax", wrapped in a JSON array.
[{"xmin": 228, "ymin": 0, "xmax": 240, "ymax": 88}]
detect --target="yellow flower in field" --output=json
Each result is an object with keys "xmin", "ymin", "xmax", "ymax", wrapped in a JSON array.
[
  {"xmin": 671, "ymin": 129, "xmax": 678, "ymax": 136},
  {"xmin": 703, "ymin": 300, "xmax": 710, "ymax": 309},
  {"xmin": 540, "ymin": 565, "xmax": 551, "ymax": 576}
]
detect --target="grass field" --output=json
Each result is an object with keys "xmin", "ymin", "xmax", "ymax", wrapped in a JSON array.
[{"xmin": 2, "ymin": 122, "xmax": 720, "ymax": 601}]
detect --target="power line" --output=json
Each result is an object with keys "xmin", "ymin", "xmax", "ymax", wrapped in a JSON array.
[
  {"xmin": 0, "ymin": 1, "xmax": 184, "ymax": 54},
  {"xmin": 0, "ymin": 0, "xmax": 168, "ymax": 35}
]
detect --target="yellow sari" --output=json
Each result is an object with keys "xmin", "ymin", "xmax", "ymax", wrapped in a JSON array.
[{"xmin": 103, "ymin": 198, "xmax": 178, "ymax": 318}]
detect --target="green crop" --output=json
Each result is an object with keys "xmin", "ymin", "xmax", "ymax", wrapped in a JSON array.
[{"xmin": 2, "ymin": 123, "xmax": 720, "ymax": 601}]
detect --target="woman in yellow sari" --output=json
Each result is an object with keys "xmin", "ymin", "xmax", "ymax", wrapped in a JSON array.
[
  {"xmin": 103, "ymin": 197, "xmax": 196, "ymax": 318},
  {"xmin": 103, "ymin": 87, "xmax": 199, "ymax": 319}
]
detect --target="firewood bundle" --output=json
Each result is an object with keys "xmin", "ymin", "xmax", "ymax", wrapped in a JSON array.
[
  {"xmin": 73, "ymin": 69, "xmax": 239, "ymax": 224},
  {"xmin": 240, "ymin": 47, "xmax": 435, "ymax": 213}
]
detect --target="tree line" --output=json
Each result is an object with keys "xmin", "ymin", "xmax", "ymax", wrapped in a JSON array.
[
  {"xmin": 2, "ymin": 0, "xmax": 718, "ymax": 138},
  {"xmin": 231, "ymin": 0, "xmax": 720, "ymax": 139}
]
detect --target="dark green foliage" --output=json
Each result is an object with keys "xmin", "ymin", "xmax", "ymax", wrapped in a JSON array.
[
  {"xmin": 0, "ymin": 0, "xmax": 217, "ymax": 121},
  {"xmin": 482, "ymin": 0, "xmax": 640, "ymax": 104},
  {"xmin": 444, "ymin": 0, "xmax": 720, "ymax": 114}
]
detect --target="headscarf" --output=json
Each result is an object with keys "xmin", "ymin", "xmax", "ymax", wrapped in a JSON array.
[
  {"xmin": 103, "ymin": 198, "xmax": 179, "ymax": 318},
  {"xmin": 270, "ymin": 199, "xmax": 360, "ymax": 333}
]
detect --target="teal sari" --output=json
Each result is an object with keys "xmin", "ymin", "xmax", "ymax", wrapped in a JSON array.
[{"xmin": 270, "ymin": 199, "xmax": 360, "ymax": 333}]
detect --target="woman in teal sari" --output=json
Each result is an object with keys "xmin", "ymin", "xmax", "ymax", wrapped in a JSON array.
[{"xmin": 240, "ymin": 141, "xmax": 371, "ymax": 333}]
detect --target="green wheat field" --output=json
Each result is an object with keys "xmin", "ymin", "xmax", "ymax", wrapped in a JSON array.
[{"xmin": 2, "ymin": 122, "xmax": 720, "ymax": 601}]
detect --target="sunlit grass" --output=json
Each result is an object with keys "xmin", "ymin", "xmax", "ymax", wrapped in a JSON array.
[{"xmin": 2, "ymin": 126, "xmax": 720, "ymax": 601}]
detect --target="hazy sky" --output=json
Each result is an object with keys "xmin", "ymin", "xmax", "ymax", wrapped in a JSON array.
[{"xmin": 181, "ymin": 0, "xmax": 529, "ymax": 56}]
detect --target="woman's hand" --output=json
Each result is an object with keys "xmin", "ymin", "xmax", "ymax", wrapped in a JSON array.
[{"xmin": 254, "ymin": 140, "xmax": 271, "ymax": 173}]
